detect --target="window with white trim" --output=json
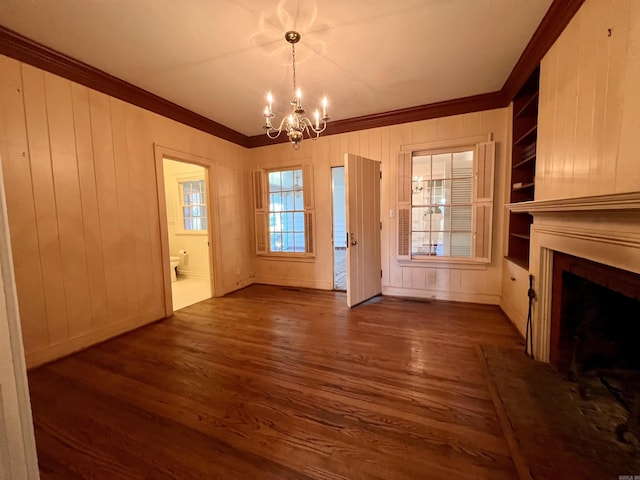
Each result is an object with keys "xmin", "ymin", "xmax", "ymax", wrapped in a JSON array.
[
  {"xmin": 397, "ymin": 140, "xmax": 495, "ymax": 262},
  {"xmin": 179, "ymin": 179, "xmax": 207, "ymax": 231},
  {"xmin": 252, "ymin": 164, "xmax": 315, "ymax": 256}
]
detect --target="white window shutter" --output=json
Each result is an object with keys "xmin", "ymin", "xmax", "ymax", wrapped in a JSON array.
[
  {"xmin": 252, "ymin": 169, "xmax": 266, "ymax": 211},
  {"xmin": 252, "ymin": 169, "xmax": 267, "ymax": 254},
  {"xmin": 397, "ymin": 152, "xmax": 411, "ymax": 260},
  {"xmin": 397, "ymin": 152, "xmax": 412, "ymax": 204},
  {"xmin": 472, "ymin": 140, "xmax": 495, "ymax": 262},
  {"xmin": 474, "ymin": 141, "xmax": 495, "ymax": 202},
  {"xmin": 302, "ymin": 163, "xmax": 314, "ymax": 209},
  {"xmin": 254, "ymin": 212, "xmax": 268, "ymax": 255},
  {"xmin": 472, "ymin": 204, "xmax": 492, "ymax": 261},
  {"xmin": 304, "ymin": 210, "xmax": 315, "ymax": 255}
]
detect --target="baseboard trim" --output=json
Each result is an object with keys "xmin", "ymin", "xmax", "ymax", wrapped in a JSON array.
[
  {"xmin": 25, "ymin": 309, "xmax": 165, "ymax": 369},
  {"xmin": 382, "ymin": 286, "xmax": 500, "ymax": 305},
  {"xmin": 252, "ymin": 276, "xmax": 333, "ymax": 291}
]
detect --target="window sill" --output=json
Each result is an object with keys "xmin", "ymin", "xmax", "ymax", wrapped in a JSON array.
[
  {"xmin": 398, "ymin": 257, "xmax": 489, "ymax": 269},
  {"xmin": 257, "ymin": 253, "xmax": 316, "ymax": 263},
  {"xmin": 175, "ymin": 231, "xmax": 208, "ymax": 236}
]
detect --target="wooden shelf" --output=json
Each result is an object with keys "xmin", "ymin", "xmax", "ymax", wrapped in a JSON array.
[
  {"xmin": 507, "ymin": 65, "xmax": 539, "ymax": 269},
  {"xmin": 514, "ymin": 91, "xmax": 539, "ymax": 119},
  {"xmin": 513, "ymin": 152, "xmax": 536, "ymax": 169},
  {"xmin": 514, "ymin": 125, "xmax": 537, "ymax": 146},
  {"xmin": 512, "ymin": 182, "xmax": 535, "ymax": 192}
]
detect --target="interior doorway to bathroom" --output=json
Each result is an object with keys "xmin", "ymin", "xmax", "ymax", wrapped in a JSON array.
[
  {"xmin": 332, "ymin": 166, "xmax": 347, "ymax": 291},
  {"xmin": 162, "ymin": 158, "xmax": 213, "ymax": 310}
]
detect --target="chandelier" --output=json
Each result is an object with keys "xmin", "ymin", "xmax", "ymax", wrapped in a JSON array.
[{"xmin": 263, "ymin": 31, "xmax": 329, "ymax": 149}]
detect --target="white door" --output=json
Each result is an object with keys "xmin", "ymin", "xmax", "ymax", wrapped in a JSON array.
[
  {"xmin": 345, "ymin": 153, "xmax": 381, "ymax": 307},
  {"xmin": 0, "ymin": 160, "xmax": 39, "ymax": 479}
]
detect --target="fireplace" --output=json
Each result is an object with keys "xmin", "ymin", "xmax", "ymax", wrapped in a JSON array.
[{"xmin": 549, "ymin": 252, "xmax": 640, "ymax": 374}]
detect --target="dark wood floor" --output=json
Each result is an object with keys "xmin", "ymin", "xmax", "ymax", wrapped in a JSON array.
[{"xmin": 27, "ymin": 284, "xmax": 525, "ymax": 479}]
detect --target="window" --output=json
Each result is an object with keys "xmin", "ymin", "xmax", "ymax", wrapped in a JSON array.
[
  {"xmin": 411, "ymin": 148, "xmax": 473, "ymax": 257},
  {"xmin": 252, "ymin": 164, "xmax": 315, "ymax": 256},
  {"xmin": 268, "ymin": 168, "xmax": 305, "ymax": 252},
  {"xmin": 179, "ymin": 179, "xmax": 207, "ymax": 231},
  {"xmin": 397, "ymin": 140, "xmax": 495, "ymax": 262}
]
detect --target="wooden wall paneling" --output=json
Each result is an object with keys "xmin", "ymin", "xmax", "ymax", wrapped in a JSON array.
[
  {"xmin": 0, "ymin": 57, "xmax": 49, "ymax": 352},
  {"xmin": 123, "ymin": 104, "xmax": 161, "ymax": 312},
  {"xmin": 70, "ymin": 83, "xmax": 108, "ymax": 328},
  {"xmin": 573, "ymin": 7, "xmax": 598, "ymax": 197},
  {"xmin": 589, "ymin": 1, "xmax": 612, "ymax": 196},
  {"xmin": 21, "ymin": 64, "xmax": 69, "ymax": 344},
  {"xmin": 44, "ymin": 73, "xmax": 92, "ymax": 337},
  {"xmin": 602, "ymin": 2, "xmax": 631, "ymax": 193},
  {"xmin": 617, "ymin": 1, "xmax": 640, "ymax": 192},
  {"xmin": 110, "ymin": 98, "xmax": 139, "ymax": 316},
  {"xmin": 88, "ymin": 90, "xmax": 127, "ymax": 321}
]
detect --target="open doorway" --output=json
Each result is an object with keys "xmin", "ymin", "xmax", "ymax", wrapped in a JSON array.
[
  {"xmin": 332, "ymin": 166, "xmax": 346, "ymax": 291},
  {"xmin": 162, "ymin": 158, "xmax": 212, "ymax": 309}
]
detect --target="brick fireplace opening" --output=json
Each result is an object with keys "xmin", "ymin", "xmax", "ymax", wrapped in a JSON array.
[{"xmin": 549, "ymin": 251, "xmax": 640, "ymax": 373}]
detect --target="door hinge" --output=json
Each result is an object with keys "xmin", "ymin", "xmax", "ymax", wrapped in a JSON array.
[
  {"xmin": 381, "ymin": 269, "xmax": 383, "ymax": 278},
  {"xmin": 380, "ymin": 171, "xmax": 382, "ymax": 179},
  {"xmin": 380, "ymin": 221, "xmax": 382, "ymax": 230}
]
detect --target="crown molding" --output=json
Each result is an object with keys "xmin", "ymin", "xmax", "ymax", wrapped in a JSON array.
[
  {"xmin": 0, "ymin": 26, "xmax": 249, "ymax": 148},
  {"xmin": 501, "ymin": 0, "xmax": 586, "ymax": 101},
  {"xmin": 0, "ymin": 0, "xmax": 584, "ymax": 149}
]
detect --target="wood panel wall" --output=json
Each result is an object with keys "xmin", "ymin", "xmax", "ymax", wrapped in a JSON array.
[
  {"xmin": 249, "ymin": 108, "xmax": 509, "ymax": 304},
  {"xmin": 536, "ymin": 0, "xmax": 640, "ymax": 200},
  {"xmin": 0, "ymin": 55, "xmax": 252, "ymax": 367}
]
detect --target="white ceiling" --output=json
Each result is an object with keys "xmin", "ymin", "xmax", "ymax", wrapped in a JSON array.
[{"xmin": 0, "ymin": 0, "xmax": 553, "ymax": 137}]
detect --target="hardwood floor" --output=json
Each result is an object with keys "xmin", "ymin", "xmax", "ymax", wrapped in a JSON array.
[{"xmin": 27, "ymin": 284, "xmax": 524, "ymax": 479}]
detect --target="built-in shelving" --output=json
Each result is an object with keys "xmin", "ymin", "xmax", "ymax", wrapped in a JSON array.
[{"xmin": 507, "ymin": 66, "xmax": 539, "ymax": 269}]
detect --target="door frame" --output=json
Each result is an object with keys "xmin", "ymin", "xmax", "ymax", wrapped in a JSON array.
[
  {"xmin": 0, "ymin": 154, "xmax": 39, "ymax": 478},
  {"xmin": 153, "ymin": 144, "xmax": 221, "ymax": 316},
  {"xmin": 330, "ymin": 166, "xmax": 346, "ymax": 291}
]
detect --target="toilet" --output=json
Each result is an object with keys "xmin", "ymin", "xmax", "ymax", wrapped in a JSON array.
[{"xmin": 169, "ymin": 256, "xmax": 180, "ymax": 282}]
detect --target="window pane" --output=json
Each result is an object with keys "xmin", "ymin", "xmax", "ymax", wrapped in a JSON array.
[
  {"xmin": 450, "ymin": 206, "xmax": 472, "ymax": 232},
  {"xmin": 282, "ymin": 191, "xmax": 295, "ymax": 211},
  {"xmin": 192, "ymin": 218, "xmax": 201, "ymax": 230},
  {"xmin": 269, "ymin": 213, "xmax": 280, "ymax": 231},
  {"xmin": 451, "ymin": 178, "xmax": 472, "ymax": 204},
  {"xmin": 293, "ymin": 212, "xmax": 304, "ymax": 232},
  {"xmin": 452, "ymin": 150, "xmax": 473, "ymax": 177},
  {"xmin": 412, "ymin": 207, "xmax": 429, "ymax": 232},
  {"xmin": 268, "ymin": 171, "xmax": 281, "ymax": 192},
  {"xmin": 283, "ymin": 233, "xmax": 295, "ymax": 252},
  {"xmin": 269, "ymin": 193, "xmax": 282, "ymax": 211},
  {"xmin": 270, "ymin": 232, "xmax": 281, "ymax": 251},
  {"xmin": 294, "ymin": 191, "xmax": 304, "ymax": 210},
  {"xmin": 201, "ymin": 218, "xmax": 207, "ymax": 230},
  {"xmin": 192, "ymin": 206, "xmax": 200, "ymax": 217},
  {"xmin": 282, "ymin": 212, "xmax": 293, "ymax": 231},
  {"xmin": 294, "ymin": 233, "xmax": 305, "ymax": 252},
  {"xmin": 281, "ymin": 170, "xmax": 294, "ymax": 190},
  {"xmin": 293, "ymin": 169, "xmax": 303, "ymax": 189},
  {"xmin": 184, "ymin": 218, "xmax": 192, "ymax": 230},
  {"xmin": 183, "ymin": 183, "xmax": 192, "ymax": 194},
  {"xmin": 411, "ymin": 232, "xmax": 431, "ymax": 256},
  {"xmin": 451, "ymin": 232, "xmax": 472, "ymax": 257},
  {"xmin": 431, "ymin": 154, "xmax": 449, "ymax": 180}
]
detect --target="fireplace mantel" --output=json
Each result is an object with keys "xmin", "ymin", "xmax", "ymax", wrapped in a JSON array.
[
  {"xmin": 507, "ymin": 191, "xmax": 640, "ymax": 214},
  {"xmin": 511, "ymin": 191, "xmax": 640, "ymax": 363}
]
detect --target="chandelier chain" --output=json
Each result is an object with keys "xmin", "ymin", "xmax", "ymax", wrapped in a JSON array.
[{"xmin": 291, "ymin": 41, "xmax": 297, "ymax": 96}]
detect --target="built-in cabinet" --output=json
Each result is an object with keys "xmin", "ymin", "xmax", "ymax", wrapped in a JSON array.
[{"xmin": 507, "ymin": 66, "xmax": 539, "ymax": 269}]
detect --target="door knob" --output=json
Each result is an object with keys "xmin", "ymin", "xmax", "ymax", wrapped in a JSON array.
[{"xmin": 350, "ymin": 232, "xmax": 357, "ymax": 246}]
